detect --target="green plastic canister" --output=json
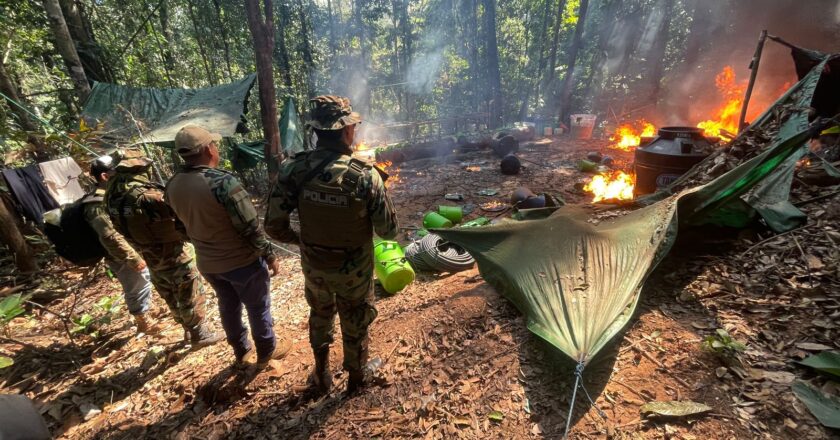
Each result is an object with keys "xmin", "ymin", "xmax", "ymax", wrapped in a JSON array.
[
  {"xmin": 437, "ymin": 205, "xmax": 463, "ymax": 223},
  {"xmin": 423, "ymin": 212, "xmax": 453, "ymax": 229},
  {"xmin": 373, "ymin": 239, "xmax": 416, "ymax": 294}
]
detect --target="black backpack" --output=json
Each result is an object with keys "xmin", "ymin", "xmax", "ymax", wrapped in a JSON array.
[{"xmin": 43, "ymin": 194, "xmax": 107, "ymax": 267}]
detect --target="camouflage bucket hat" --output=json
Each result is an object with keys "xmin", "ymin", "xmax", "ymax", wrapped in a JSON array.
[
  {"xmin": 113, "ymin": 148, "xmax": 153, "ymax": 173},
  {"xmin": 306, "ymin": 95, "xmax": 362, "ymax": 130}
]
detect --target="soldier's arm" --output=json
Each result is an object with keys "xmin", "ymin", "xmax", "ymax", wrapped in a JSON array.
[
  {"xmin": 265, "ymin": 179, "xmax": 300, "ymax": 244},
  {"xmin": 84, "ymin": 203, "xmax": 144, "ymax": 268},
  {"xmin": 212, "ymin": 174, "xmax": 277, "ymax": 261},
  {"xmin": 367, "ymin": 168, "xmax": 399, "ymax": 239}
]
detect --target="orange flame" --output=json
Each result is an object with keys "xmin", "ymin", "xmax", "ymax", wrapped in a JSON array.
[
  {"xmin": 375, "ymin": 160, "xmax": 402, "ymax": 189},
  {"xmin": 356, "ymin": 141, "xmax": 372, "ymax": 151},
  {"xmin": 696, "ymin": 66, "xmax": 745, "ymax": 138},
  {"xmin": 583, "ymin": 171, "xmax": 635, "ymax": 203},
  {"xmin": 610, "ymin": 120, "xmax": 656, "ymax": 151}
]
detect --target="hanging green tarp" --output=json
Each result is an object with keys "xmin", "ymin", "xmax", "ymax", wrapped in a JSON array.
[
  {"xmin": 230, "ymin": 140, "xmax": 265, "ymax": 171},
  {"xmin": 279, "ymin": 96, "xmax": 306, "ymax": 156},
  {"xmin": 81, "ymin": 74, "xmax": 256, "ymax": 144},
  {"xmin": 435, "ymin": 55, "xmax": 833, "ymax": 365}
]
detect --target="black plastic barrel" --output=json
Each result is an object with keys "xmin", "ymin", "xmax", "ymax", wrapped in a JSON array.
[{"xmin": 634, "ymin": 127, "xmax": 712, "ymax": 195}]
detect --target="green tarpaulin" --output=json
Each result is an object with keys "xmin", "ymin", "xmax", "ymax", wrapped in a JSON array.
[
  {"xmin": 81, "ymin": 75, "xmax": 256, "ymax": 144},
  {"xmin": 436, "ymin": 54, "xmax": 834, "ymax": 365},
  {"xmin": 230, "ymin": 97, "xmax": 307, "ymax": 171},
  {"xmin": 279, "ymin": 96, "xmax": 306, "ymax": 156}
]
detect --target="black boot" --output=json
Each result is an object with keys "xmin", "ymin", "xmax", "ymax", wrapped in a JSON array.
[
  {"xmin": 189, "ymin": 322, "xmax": 224, "ymax": 350},
  {"xmin": 308, "ymin": 348, "xmax": 332, "ymax": 395}
]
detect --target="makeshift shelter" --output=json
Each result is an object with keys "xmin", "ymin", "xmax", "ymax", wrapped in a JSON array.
[
  {"xmin": 435, "ymin": 49, "xmax": 837, "ymax": 367},
  {"xmin": 230, "ymin": 96, "xmax": 307, "ymax": 171},
  {"xmin": 81, "ymin": 75, "xmax": 256, "ymax": 144}
]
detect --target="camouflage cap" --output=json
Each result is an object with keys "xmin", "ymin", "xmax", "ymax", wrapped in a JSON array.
[
  {"xmin": 114, "ymin": 148, "xmax": 153, "ymax": 173},
  {"xmin": 306, "ymin": 95, "xmax": 362, "ymax": 130}
]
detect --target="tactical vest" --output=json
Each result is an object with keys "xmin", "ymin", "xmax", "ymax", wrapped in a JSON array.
[
  {"xmin": 105, "ymin": 177, "xmax": 181, "ymax": 246},
  {"xmin": 296, "ymin": 155, "xmax": 373, "ymax": 249}
]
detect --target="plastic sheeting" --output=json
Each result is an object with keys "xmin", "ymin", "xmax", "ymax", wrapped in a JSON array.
[
  {"xmin": 279, "ymin": 96, "xmax": 306, "ymax": 157},
  {"xmin": 81, "ymin": 75, "xmax": 256, "ymax": 144},
  {"xmin": 435, "ymin": 55, "xmax": 832, "ymax": 364},
  {"xmin": 230, "ymin": 97, "xmax": 306, "ymax": 171}
]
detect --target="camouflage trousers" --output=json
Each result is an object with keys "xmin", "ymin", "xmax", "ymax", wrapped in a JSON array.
[
  {"xmin": 302, "ymin": 244, "xmax": 378, "ymax": 372},
  {"xmin": 137, "ymin": 241, "xmax": 207, "ymax": 329}
]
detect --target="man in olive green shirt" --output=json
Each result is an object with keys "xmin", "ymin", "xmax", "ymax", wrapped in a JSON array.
[{"xmin": 166, "ymin": 125, "xmax": 290, "ymax": 368}]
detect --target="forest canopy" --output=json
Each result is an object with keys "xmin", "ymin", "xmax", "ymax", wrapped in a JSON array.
[{"xmin": 1, "ymin": 0, "xmax": 840, "ymax": 162}]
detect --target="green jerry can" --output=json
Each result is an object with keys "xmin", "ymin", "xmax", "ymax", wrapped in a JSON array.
[{"xmin": 373, "ymin": 238, "xmax": 416, "ymax": 294}]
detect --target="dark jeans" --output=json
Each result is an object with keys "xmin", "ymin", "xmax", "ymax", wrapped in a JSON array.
[{"xmin": 203, "ymin": 258, "xmax": 275, "ymax": 358}]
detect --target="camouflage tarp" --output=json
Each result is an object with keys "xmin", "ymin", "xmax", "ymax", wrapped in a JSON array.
[{"xmin": 81, "ymin": 75, "xmax": 256, "ymax": 144}]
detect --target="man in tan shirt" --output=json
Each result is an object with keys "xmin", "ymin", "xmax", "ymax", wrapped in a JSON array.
[{"xmin": 166, "ymin": 125, "xmax": 290, "ymax": 368}]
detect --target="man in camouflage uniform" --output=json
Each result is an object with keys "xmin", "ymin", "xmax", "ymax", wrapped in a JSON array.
[
  {"xmin": 165, "ymin": 125, "xmax": 290, "ymax": 368},
  {"xmin": 85, "ymin": 156, "xmax": 160, "ymax": 334},
  {"xmin": 265, "ymin": 95, "xmax": 399, "ymax": 395},
  {"xmin": 104, "ymin": 150, "xmax": 222, "ymax": 349}
]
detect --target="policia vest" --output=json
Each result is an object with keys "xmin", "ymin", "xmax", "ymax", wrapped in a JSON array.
[
  {"xmin": 104, "ymin": 157, "xmax": 181, "ymax": 246},
  {"xmin": 288, "ymin": 152, "xmax": 374, "ymax": 249}
]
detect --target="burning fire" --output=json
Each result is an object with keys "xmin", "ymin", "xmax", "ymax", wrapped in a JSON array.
[
  {"xmin": 375, "ymin": 160, "xmax": 402, "ymax": 189},
  {"xmin": 584, "ymin": 171, "xmax": 635, "ymax": 203},
  {"xmin": 696, "ymin": 66, "xmax": 744, "ymax": 138},
  {"xmin": 356, "ymin": 141, "xmax": 372, "ymax": 151},
  {"xmin": 610, "ymin": 120, "xmax": 656, "ymax": 151}
]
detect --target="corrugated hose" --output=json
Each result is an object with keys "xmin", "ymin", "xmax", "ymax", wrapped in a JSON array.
[{"xmin": 404, "ymin": 233, "xmax": 475, "ymax": 273}]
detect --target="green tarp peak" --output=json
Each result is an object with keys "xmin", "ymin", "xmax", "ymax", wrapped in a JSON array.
[{"xmin": 81, "ymin": 75, "xmax": 256, "ymax": 145}]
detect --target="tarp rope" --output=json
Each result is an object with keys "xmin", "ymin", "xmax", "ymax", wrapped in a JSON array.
[
  {"xmin": 0, "ymin": 90, "xmax": 98, "ymax": 157},
  {"xmin": 563, "ymin": 362, "xmax": 607, "ymax": 439}
]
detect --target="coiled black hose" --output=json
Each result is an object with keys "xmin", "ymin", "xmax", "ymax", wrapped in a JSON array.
[{"xmin": 404, "ymin": 233, "xmax": 475, "ymax": 273}]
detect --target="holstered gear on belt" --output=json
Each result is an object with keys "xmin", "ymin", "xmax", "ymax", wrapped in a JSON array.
[{"xmin": 296, "ymin": 154, "xmax": 374, "ymax": 249}]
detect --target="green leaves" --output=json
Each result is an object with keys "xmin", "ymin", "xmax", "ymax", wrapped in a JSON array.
[
  {"xmin": 488, "ymin": 410, "xmax": 504, "ymax": 422},
  {"xmin": 0, "ymin": 294, "xmax": 29, "ymax": 326},
  {"xmin": 799, "ymin": 352, "xmax": 840, "ymax": 378},
  {"xmin": 702, "ymin": 328, "xmax": 746, "ymax": 355},
  {"xmin": 71, "ymin": 295, "xmax": 121, "ymax": 337},
  {"xmin": 0, "ymin": 355, "xmax": 13, "ymax": 369},
  {"xmin": 792, "ymin": 382, "xmax": 840, "ymax": 429},
  {"xmin": 71, "ymin": 314, "xmax": 96, "ymax": 334}
]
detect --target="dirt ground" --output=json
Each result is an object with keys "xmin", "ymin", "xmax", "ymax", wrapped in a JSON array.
[{"xmin": 1, "ymin": 136, "xmax": 838, "ymax": 439}]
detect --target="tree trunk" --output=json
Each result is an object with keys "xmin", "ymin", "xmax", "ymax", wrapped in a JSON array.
[
  {"xmin": 556, "ymin": 0, "xmax": 589, "ymax": 123},
  {"xmin": 58, "ymin": 0, "xmax": 113, "ymax": 82},
  {"xmin": 296, "ymin": 0, "xmax": 315, "ymax": 96},
  {"xmin": 0, "ymin": 197, "xmax": 38, "ymax": 274},
  {"xmin": 187, "ymin": 0, "xmax": 217, "ymax": 86},
  {"xmin": 544, "ymin": 0, "xmax": 569, "ymax": 96},
  {"xmin": 274, "ymin": 1, "xmax": 294, "ymax": 91},
  {"xmin": 326, "ymin": 0, "xmax": 337, "ymax": 56},
  {"xmin": 211, "ymin": 0, "xmax": 235, "ymax": 80},
  {"xmin": 245, "ymin": 0, "xmax": 281, "ymax": 167},
  {"xmin": 352, "ymin": 0, "xmax": 371, "ymax": 114},
  {"xmin": 482, "ymin": 0, "xmax": 503, "ymax": 127},
  {"xmin": 585, "ymin": 0, "xmax": 619, "ymax": 109},
  {"xmin": 519, "ymin": 0, "xmax": 554, "ymax": 119},
  {"xmin": 0, "ymin": 60, "xmax": 50, "ymax": 162},
  {"xmin": 43, "ymin": 0, "xmax": 90, "ymax": 103},
  {"xmin": 647, "ymin": 0, "xmax": 676, "ymax": 103},
  {"xmin": 157, "ymin": 0, "xmax": 177, "ymax": 85},
  {"xmin": 682, "ymin": 0, "xmax": 715, "ymax": 73},
  {"xmin": 400, "ymin": 0, "xmax": 414, "ymax": 119}
]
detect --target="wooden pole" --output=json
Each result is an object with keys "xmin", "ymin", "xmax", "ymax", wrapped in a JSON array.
[{"xmin": 738, "ymin": 30, "xmax": 768, "ymax": 132}]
